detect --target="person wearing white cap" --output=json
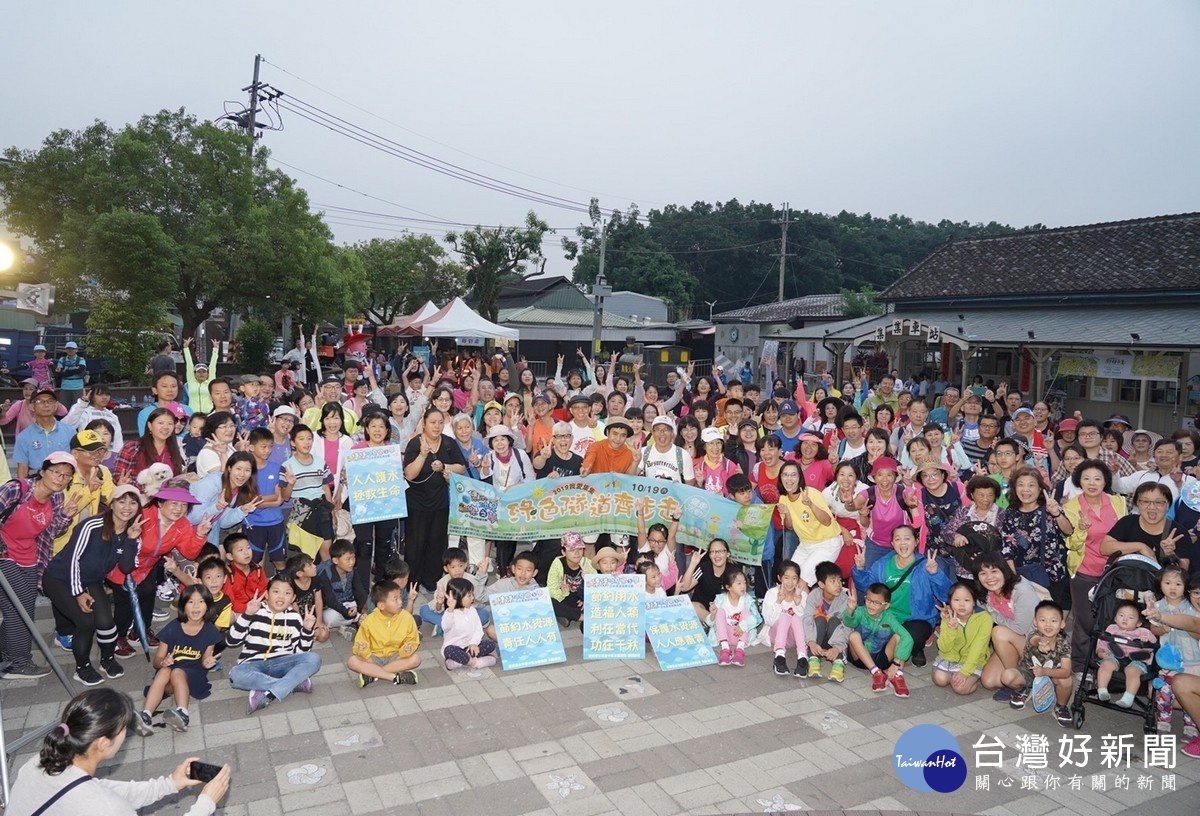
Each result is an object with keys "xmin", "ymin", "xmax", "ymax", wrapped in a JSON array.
[
  {"xmin": 637, "ymin": 415, "xmax": 695, "ymax": 486},
  {"xmin": 182, "ymin": 336, "xmax": 220, "ymax": 413},
  {"xmin": 532, "ymin": 421, "xmax": 584, "ymax": 479},
  {"xmin": 695, "ymin": 427, "xmax": 741, "ymax": 497},
  {"xmin": 0, "ymin": 451, "xmax": 79, "ymax": 679},
  {"xmin": 1113, "ymin": 438, "xmax": 1197, "ymax": 502},
  {"xmin": 54, "ymin": 341, "xmax": 89, "ymax": 405},
  {"xmin": 479, "ymin": 425, "xmax": 535, "ymax": 575}
]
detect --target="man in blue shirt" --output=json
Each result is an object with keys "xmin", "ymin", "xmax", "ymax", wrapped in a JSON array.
[
  {"xmin": 54, "ymin": 341, "xmax": 89, "ymax": 405},
  {"xmin": 13, "ymin": 389, "xmax": 77, "ymax": 477}
]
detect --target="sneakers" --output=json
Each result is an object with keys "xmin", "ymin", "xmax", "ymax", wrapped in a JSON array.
[
  {"xmin": 146, "ymin": 630, "xmax": 160, "ymax": 648},
  {"xmin": 1183, "ymin": 736, "xmax": 1200, "ymax": 759},
  {"xmin": 54, "ymin": 633, "xmax": 73, "ymax": 651},
  {"xmin": 1, "ymin": 662, "xmax": 50, "ymax": 680},
  {"xmin": 99, "ymin": 657, "xmax": 124, "ymax": 679},
  {"xmin": 152, "ymin": 606, "xmax": 170, "ymax": 621},
  {"xmin": 774, "ymin": 655, "xmax": 789, "ymax": 676},
  {"xmin": 134, "ymin": 710, "xmax": 154, "ymax": 737},
  {"xmin": 871, "ymin": 670, "xmax": 888, "ymax": 693},
  {"xmin": 829, "ymin": 659, "xmax": 845, "ymax": 683},
  {"xmin": 718, "ymin": 647, "xmax": 732, "ymax": 666},
  {"xmin": 1010, "ymin": 689, "xmax": 1029, "ymax": 710},
  {"xmin": 247, "ymin": 689, "xmax": 270, "ymax": 714},
  {"xmin": 73, "ymin": 664, "xmax": 103, "ymax": 686},
  {"xmin": 891, "ymin": 674, "xmax": 910, "ymax": 698},
  {"xmin": 1055, "ymin": 705, "xmax": 1074, "ymax": 728},
  {"xmin": 156, "ymin": 579, "xmax": 178, "ymax": 602},
  {"xmin": 808, "ymin": 656, "xmax": 822, "ymax": 678},
  {"xmin": 393, "ymin": 670, "xmax": 419, "ymax": 685},
  {"xmin": 296, "ymin": 678, "xmax": 313, "ymax": 694},
  {"xmin": 357, "ymin": 673, "xmax": 376, "ymax": 688},
  {"xmin": 445, "ymin": 659, "xmax": 465, "ymax": 671},
  {"xmin": 475, "ymin": 656, "xmax": 496, "ymax": 669},
  {"xmin": 114, "ymin": 637, "xmax": 136, "ymax": 659},
  {"xmin": 793, "ymin": 658, "xmax": 808, "ymax": 679},
  {"xmin": 339, "ymin": 624, "xmax": 358, "ymax": 641},
  {"xmin": 910, "ymin": 650, "xmax": 926, "ymax": 668},
  {"xmin": 992, "ymin": 687, "xmax": 1014, "ymax": 703},
  {"xmin": 731, "ymin": 647, "xmax": 745, "ymax": 668},
  {"xmin": 164, "ymin": 708, "xmax": 190, "ymax": 732}
]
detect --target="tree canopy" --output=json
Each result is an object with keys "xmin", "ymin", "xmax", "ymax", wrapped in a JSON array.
[
  {"xmin": 347, "ymin": 234, "xmax": 465, "ymax": 325},
  {"xmin": 564, "ymin": 198, "xmax": 1021, "ymax": 318},
  {"xmin": 444, "ymin": 211, "xmax": 551, "ymax": 323},
  {"xmin": 0, "ymin": 108, "xmax": 367, "ymax": 341}
]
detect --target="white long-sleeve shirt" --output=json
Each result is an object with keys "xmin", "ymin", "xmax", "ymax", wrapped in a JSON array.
[{"xmin": 9, "ymin": 757, "xmax": 216, "ymax": 816}]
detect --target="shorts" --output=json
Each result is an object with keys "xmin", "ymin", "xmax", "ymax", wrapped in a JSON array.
[
  {"xmin": 1102, "ymin": 655, "xmax": 1149, "ymax": 675},
  {"xmin": 933, "ymin": 656, "xmax": 982, "ymax": 677},
  {"xmin": 244, "ymin": 522, "xmax": 288, "ymax": 561},
  {"xmin": 848, "ymin": 646, "xmax": 891, "ymax": 671},
  {"xmin": 367, "ymin": 653, "xmax": 401, "ymax": 667}
]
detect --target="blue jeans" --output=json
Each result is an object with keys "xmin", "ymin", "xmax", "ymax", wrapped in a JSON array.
[
  {"xmin": 864, "ymin": 537, "xmax": 892, "ymax": 569},
  {"xmin": 229, "ymin": 652, "xmax": 321, "ymax": 701},
  {"xmin": 779, "ymin": 530, "xmax": 800, "ymax": 563},
  {"xmin": 419, "ymin": 605, "xmax": 491, "ymax": 636}
]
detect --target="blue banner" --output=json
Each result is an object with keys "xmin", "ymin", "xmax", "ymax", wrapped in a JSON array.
[
  {"xmin": 582, "ymin": 574, "xmax": 645, "ymax": 660},
  {"xmin": 447, "ymin": 473, "xmax": 771, "ymax": 566},
  {"xmin": 344, "ymin": 445, "xmax": 407, "ymax": 524},
  {"xmin": 645, "ymin": 595, "xmax": 717, "ymax": 671},
  {"xmin": 491, "ymin": 588, "xmax": 567, "ymax": 671}
]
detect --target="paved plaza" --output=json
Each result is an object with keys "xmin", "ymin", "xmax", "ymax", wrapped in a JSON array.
[{"xmin": 2, "ymin": 595, "xmax": 1196, "ymax": 816}]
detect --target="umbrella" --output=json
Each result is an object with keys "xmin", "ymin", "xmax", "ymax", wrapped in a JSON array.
[{"xmin": 124, "ymin": 575, "xmax": 152, "ymax": 661}]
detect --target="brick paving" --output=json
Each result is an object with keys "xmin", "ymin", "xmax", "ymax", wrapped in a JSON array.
[{"xmin": 2, "ymin": 596, "xmax": 1196, "ymax": 815}]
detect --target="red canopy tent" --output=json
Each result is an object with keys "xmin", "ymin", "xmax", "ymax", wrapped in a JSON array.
[{"xmin": 375, "ymin": 301, "xmax": 441, "ymax": 338}]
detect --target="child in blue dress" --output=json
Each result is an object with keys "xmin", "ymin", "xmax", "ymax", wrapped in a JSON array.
[{"xmin": 134, "ymin": 585, "xmax": 223, "ymax": 735}]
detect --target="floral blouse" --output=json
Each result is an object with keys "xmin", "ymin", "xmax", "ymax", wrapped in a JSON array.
[{"xmin": 998, "ymin": 505, "xmax": 1067, "ymax": 583}]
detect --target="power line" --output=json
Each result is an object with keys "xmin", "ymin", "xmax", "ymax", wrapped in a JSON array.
[{"xmin": 260, "ymin": 57, "xmax": 663, "ymax": 208}]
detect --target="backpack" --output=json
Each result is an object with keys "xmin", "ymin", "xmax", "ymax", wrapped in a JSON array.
[
  {"xmin": 0, "ymin": 478, "xmax": 34, "ymax": 560},
  {"xmin": 640, "ymin": 445, "xmax": 685, "ymax": 480}
]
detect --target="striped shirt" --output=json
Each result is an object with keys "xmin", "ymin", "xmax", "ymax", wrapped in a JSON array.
[{"xmin": 227, "ymin": 607, "xmax": 314, "ymax": 664}]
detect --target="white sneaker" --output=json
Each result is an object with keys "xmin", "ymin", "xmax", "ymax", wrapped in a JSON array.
[{"xmin": 155, "ymin": 580, "xmax": 177, "ymax": 602}]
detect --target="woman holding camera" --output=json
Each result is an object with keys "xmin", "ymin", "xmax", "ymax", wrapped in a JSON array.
[{"xmin": 8, "ymin": 687, "xmax": 229, "ymax": 815}]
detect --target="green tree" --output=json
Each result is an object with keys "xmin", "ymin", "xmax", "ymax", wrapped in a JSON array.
[
  {"xmin": 348, "ymin": 235, "xmax": 465, "ymax": 325},
  {"xmin": 840, "ymin": 285, "xmax": 882, "ymax": 318},
  {"xmin": 0, "ymin": 108, "xmax": 364, "ymax": 340},
  {"xmin": 233, "ymin": 318, "xmax": 275, "ymax": 372},
  {"xmin": 444, "ymin": 211, "xmax": 550, "ymax": 323}
]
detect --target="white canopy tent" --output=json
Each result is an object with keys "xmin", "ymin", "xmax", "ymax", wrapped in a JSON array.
[
  {"xmin": 417, "ymin": 297, "xmax": 519, "ymax": 341},
  {"xmin": 375, "ymin": 300, "xmax": 442, "ymax": 337}
]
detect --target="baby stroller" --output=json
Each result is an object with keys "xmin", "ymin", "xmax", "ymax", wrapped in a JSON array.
[{"xmin": 1068, "ymin": 553, "xmax": 1161, "ymax": 731}]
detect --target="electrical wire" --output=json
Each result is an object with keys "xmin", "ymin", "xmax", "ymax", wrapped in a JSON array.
[{"xmin": 261, "ymin": 57, "xmax": 664, "ymax": 208}]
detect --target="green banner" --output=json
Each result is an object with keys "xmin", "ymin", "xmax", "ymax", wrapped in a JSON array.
[{"xmin": 448, "ymin": 473, "xmax": 771, "ymax": 566}]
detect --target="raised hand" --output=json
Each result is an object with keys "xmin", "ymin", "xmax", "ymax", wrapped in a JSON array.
[
  {"xmin": 846, "ymin": 584, "xmax": 858, "ymax": 614},
  {"xmin": 445, "ymin": 592, "xmax": 456, "ymax": 611},
  {"xmin": 127, "ymin": 514, "xmax": 143, "ymax": 539},
  {"xmin": 246, "ymin": 591, "xmax": 264, "ymax": 616},
  {"xmin": 302, "ymin": 606, "xmax": 317, "ymax": 630},
  {"xmin": 853, "ymin": 540, "xmax": 866, "ymax": 570}
]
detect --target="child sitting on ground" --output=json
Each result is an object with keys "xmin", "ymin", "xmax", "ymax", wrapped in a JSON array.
[
  {"xmin": 318, "ymin": 539, "xmax": 367, "ymax": 635},
  {"xmin": 419, "ymin": 548, "xmax": 492, "ymax": 635},
  {"xmin": 763, "ymin": 561, "xmax": 809, "ymax": 677},
  {"xmin": 1146, "ymin": 564, "xmax": 1200, "ymax": 737},
  {"xmin": 227, "ymin": 575, "xmax": 320, "ymax": 714},
  {"xmin": 349, "ymin": 580, "xmax": 421, "ymax": 688},
  {"xmin": 287, "ymin": 553, "xmax": 329, "ymax": 643},
  {"xmin": 932, "ymin": 581, "xmax": 993, "ymax": 696},
  {"xmin": 223, "ymin": 533, "xmax": 266, "ymax": 616},
  {"xmin": 197, "ymin": 558, "xmax": 233, "ymax": 633},
  {"xmin": 1096, "ymin": 600, "xmax": 1157, "ymax": 708},
  {"xmin": 134, "ymin": 586, "xmax": 223, "ymax": 736},
  {"xmin": 366, "ymin": 554, "xmax": 412, "ymax": 612},
  {"xmin": 549, "ymin": 532, "xmax": 595, "ymax": 627},
  {"xmin": 593, "ymin": 546, "xmax": 624, "ymax": 576},
  {"xmin": 441, "ymin": 577, "xmax": 498, "ymax": 671},
  {"xmin": 802, "ymin": 561, "xmax": 850, "ymax": 682},
  {"xmin": 844, "ymin": 582, "xmax": 912, "ymax": 697},
  {"xmin": 491, "ymin": 552, "xmax": 539, "ymax": 594},
  {"xmin": 1001, "ymin": 599, "xmax": 1073, "ymax": 726},
  {"xmin": 636, "ymin": 559, "xmax": 666, "ymax": 598},
  {"xmin": 708, "ymin": 568, "xmax": 760, "ymax": 667}
]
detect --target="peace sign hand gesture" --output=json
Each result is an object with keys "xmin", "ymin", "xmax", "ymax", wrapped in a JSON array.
[
  {"xmin": 246, "ymin": 591, "xmax": 264, "ymax": 616},
  {"xmin": 853, "ymin": 540, "xmax": 866, "ymax": 570},
  {"xmin": 1160, "ymin": 529, "xmax": 1183, "ymax": 557}
]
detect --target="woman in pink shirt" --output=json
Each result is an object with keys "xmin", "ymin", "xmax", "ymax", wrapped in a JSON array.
[{"xmin": 1062, "ymin": 459, "xmax": 1127, "ymax": 668}]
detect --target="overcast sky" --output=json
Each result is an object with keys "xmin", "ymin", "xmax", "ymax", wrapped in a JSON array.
[{"xmin": 5, "ymin": 2, "xmax": 1198, "ymax": 280}]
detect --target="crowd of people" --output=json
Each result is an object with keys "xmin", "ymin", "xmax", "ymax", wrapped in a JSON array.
[{"xmin": 3, "ymin": 340, "xmax": 1200, "ymax": 813}]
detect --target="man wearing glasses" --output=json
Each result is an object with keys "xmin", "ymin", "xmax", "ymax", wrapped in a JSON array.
[
  {"xmin": 12, "ymin": 389, "xmax": 76, "ymax": 478},
  {"xmin": 1115, "ymin": 439, "xmax": 1196, "ymax": 501},
  {"xmin": 1054, "ymin": 419, "xmax": 1137, "ymax": 483}
]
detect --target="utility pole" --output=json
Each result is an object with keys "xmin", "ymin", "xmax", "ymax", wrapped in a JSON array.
[
  {"xmin": 777, "ymin": 202, "xmax": 789, "ymax": 303},
  {"xmin": 243, "ymin": 54, "xmax": 262, "ymax": 156},
  {"xmin": 705, "ymin": 299, "xmax": 719, "ymax": 322},
  {"xmin": 591, "ymin": 231, "xmax": 610, "ymax": 357}
]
